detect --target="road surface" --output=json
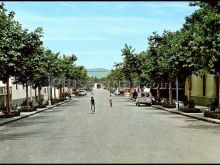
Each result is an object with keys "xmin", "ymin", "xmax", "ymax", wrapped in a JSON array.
[{"xmin": 0, "ymin": 88, "xmax": 220, "ymax": 163}]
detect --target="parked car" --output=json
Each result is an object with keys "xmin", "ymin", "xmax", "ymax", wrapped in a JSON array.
[
  {"xmin": 114, "ymin": 88, "xmax": 120, "ymax": 95},
  {"xmin": 135, "ymin": 91, "xmax": 153, "ymax": 106},
  {"xmin": 78, "ymin": 90, "xmax": 87, "ymax": 96}
]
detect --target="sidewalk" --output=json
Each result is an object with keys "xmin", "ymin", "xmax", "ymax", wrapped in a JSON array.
[
  {"xmin": 0, "ymin": 100, "xmax": 69, "ymax": 126},
  {"xmin": 152, "ymin": 105, "xmax": 220, "ymax": 125}
]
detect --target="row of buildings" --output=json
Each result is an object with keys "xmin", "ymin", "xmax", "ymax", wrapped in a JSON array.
[
  {"xmin": 0, "ymin": 73, "xmax": 219, "ymax": 108},
  {"xmin": 0, "ymin": 78, "xmax": 64, "ymax": 108}
]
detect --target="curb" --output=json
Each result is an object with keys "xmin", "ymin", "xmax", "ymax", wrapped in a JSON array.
[
  {"xmin": 152, "ymin": 105, "xmax": 220, "ymax": 125},
  {"xmin": 0, "ymin": 100, "xmax": 69, "ymax": 126}
]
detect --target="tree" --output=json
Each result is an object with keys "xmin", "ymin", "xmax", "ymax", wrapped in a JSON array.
[
  {"xmin": 0, "ymin": 4, "xmax": 24, "ymax": 113},
  {"xmin": 146, "ymin": 32, "xmax": 167, "ymax": 102},
  {"xmin": 105, "ymin": 62, "xmax": 125, "ymax": 89},
  {"xmin": 121, "ymin": 44, "xmax": 141, "ymax": 88},
  {"xmin": 136, "ymin": 51, "xmax": 151, "ymax": 87},
  {"xmin": 177, "ymin": 1, "xmax": 220, "ymax": 101},
  {"xmin": 14, "ymin": 27, "xmax": 44, "ymax": 109},
  {"xmin": 57, "ymin": 54, "xmax": 77, "ymax": 99}
]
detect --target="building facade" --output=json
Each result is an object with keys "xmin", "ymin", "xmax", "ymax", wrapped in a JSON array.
[
  {"xmin": 185, "ymin": 74, "xmax": 219, "ymax": 106},
  {"xmin": 0, "ymin": 77, "xmax": 62, "ymax": 107}
]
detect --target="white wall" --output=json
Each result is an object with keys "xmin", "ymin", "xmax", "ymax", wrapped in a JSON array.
[
  {"xmin": 10, "ymin": 78, "xmax": 38, "ymax": 100},
  {"xmin": 1, "ymin": 77, "xmax": 68, "ymax": 103}
]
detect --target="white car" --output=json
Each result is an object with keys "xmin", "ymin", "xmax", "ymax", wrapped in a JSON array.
[
  {"xmin": 114, "ymin": 88, "xmax": 120, "ymax": 95},
  {"xmin": 78, "ymin": 90, "xmax": 86, "ymax": 96},
  {"xmin": 135, "ymin": 91, "xmax": 153, "ymax": 106}
]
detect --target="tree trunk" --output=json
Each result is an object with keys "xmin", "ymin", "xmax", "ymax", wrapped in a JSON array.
[
  {"xmin": 6, "ymin": 77, "xmax": 11, "ymax": 113},
  {"xmin": 54, "ymin": 87, "xmax": 57, "ymax": 100},
  {"xmin": 129, "ymin": 79, "xmax": 133, "ymax": 89},
  {"xmin": 168, "ymin": 80, "xmax": 172, "ymax": 106},
  {"xmin": 68, "ymin": 82, "xmax": 71, "ymax": 96},
  {"xmin": 188, "ymin": 75, "xmax": 192, "ymax": 101},
  {"xmin": 38, "ymin": 86, "xmax": 42, "ymax": 105},
  {"xmin": 218, "ymin": 76, "xmax": 220, "ymax": 106},
  {"xmin": 59, "ymin": 86, "xmax": 62, "ymax": 100},
  {"xmin": 25, "ymin": 80, "xmax": 29, "ymax": 107},
  {"xmin": 156, "ymin": 83, "xmax": 160, "ymax": 102},
  {"xmin": 35, "ymin": 88, "xmax": 37, "ymax": 102}
]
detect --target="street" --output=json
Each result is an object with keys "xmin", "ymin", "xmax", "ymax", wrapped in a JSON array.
[{"xmin": 0, "ymin": 88, "xmax": 220, "ymax": 163}]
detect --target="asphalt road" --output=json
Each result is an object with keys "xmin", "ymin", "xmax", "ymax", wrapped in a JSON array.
[{"xmin": 0, "ymin": 88, "xmax": 220, "ymax": 163}]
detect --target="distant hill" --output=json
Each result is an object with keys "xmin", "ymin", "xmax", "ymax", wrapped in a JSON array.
[{"xmin": 86, "ymin": 68, "xmax": 111, "ymax": 78}]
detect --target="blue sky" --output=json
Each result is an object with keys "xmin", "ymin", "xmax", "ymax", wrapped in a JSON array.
[{"xmin": 4, "ymin": 1, "xmax": 199, "ymax": 70}]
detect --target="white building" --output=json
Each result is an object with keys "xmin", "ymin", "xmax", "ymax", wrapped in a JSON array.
[
  {"xmin": 0, "ymin": 77, "xmax": 62, "ymax": 107},
  {"xmin": 94, "ymin": 83, "xmax": 102, "ymax": 89}
]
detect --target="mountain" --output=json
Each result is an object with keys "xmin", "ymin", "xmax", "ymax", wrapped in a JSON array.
[{"xmin": 86, "ymin": 68, "xmax": 111, "ymax": 78}]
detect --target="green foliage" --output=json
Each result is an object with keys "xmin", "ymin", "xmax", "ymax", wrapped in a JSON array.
[
  {"xmin": 187, "ymin": 99, "xmax": 196, "ymax": 108},
  {"xmin": 182, "ymin": 1, "xmax": 220, "ymax": 76},
  {"xmin": 207, "ymin": 96, "xmax": 219, "ymax": 111},
  {"xmin": 204, "ymin": 111, "xmax": 220, "ymax": 120},
  {"xmin": 180, "ymin": 107, "xmax": 201, "ymax": 113},
  {"xmin": 160, "ymin": 98, "xmax": 176, "ymax": 108},
  {"xmin": 120, "ymin": 44, "xmax": 141, "ymax": 87},
  {"xmin": 0, "ymin": 3, "xmax": 88, "ymax": 112}
]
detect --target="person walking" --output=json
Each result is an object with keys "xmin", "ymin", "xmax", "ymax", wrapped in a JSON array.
[
  {"xmin": 90, "ymin": 96, "xmax": 95, "ymax": 113},
  {"xmin": 108, "ymin": 94, "xmax": 112, "ymax": 107}
]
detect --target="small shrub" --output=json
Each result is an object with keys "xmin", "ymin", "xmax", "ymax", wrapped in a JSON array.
[
  {"xmin": 203, "ymin": 111, "xmax": 220, "ymax": 119},
  {"xmin": 0, "ymin": 104, "xmax": 7, "ymax": 113},
  {"xmin": 21, "ymin": 100, "xmax": 28, "ymax": 107},
  {"xmin": 180, "ymin": 107, "xmax": 201, "ymax": 113},
  {"xmin": 160, "ymin": 98, "xmax": 175, "ymax": 108},
  {"xmin": 188, "ymin": 99, "xmax": 196, "ymax": 108},
  {"xmin": 20, "ymin": 105, "xmax": 37, "ymax": 112},
  {"xmin": 37, "ymin": 98, "xmax": 44, "ymax": 106},
  {"xmin": 36, "ymin": 104, "xmax": 47, "ymax": 109},
  {"xmin": 0, "ymin": 109, "xmax": 20, "ymax": 118},
  {"xmin": 207, "ymin": 96, "xmax": 219, "ymax": 112},
  {"xmin": 183, "ymin": 98, "xmax": 195, "ymax": 108}
]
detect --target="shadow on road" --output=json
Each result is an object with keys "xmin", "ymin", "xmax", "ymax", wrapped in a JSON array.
[
  {"xmin": 123, "ymin": 104, "xmax": 138, "ymax": 107},
  {"xmin": 8, "ymin": 115, "xmax": 52, "ymax": 128},
  {"xmin": 178, "ymin": 123, "xmax": 220, "ymax": 133},
  {"xmin": 135, "ymin": 105, "xmax": 152, "ymax": 107},
  {"xmin": 0, "ymin": 131, "xmax": 45, "ymax": 141},
  {"xmin": 57, "ymin": 104, "xmax": 72, "ymax": 107}
]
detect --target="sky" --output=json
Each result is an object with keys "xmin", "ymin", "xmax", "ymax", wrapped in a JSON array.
[{"xmin": 3, "ymin": 1, "xmax": 199, "ymax": 70}]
